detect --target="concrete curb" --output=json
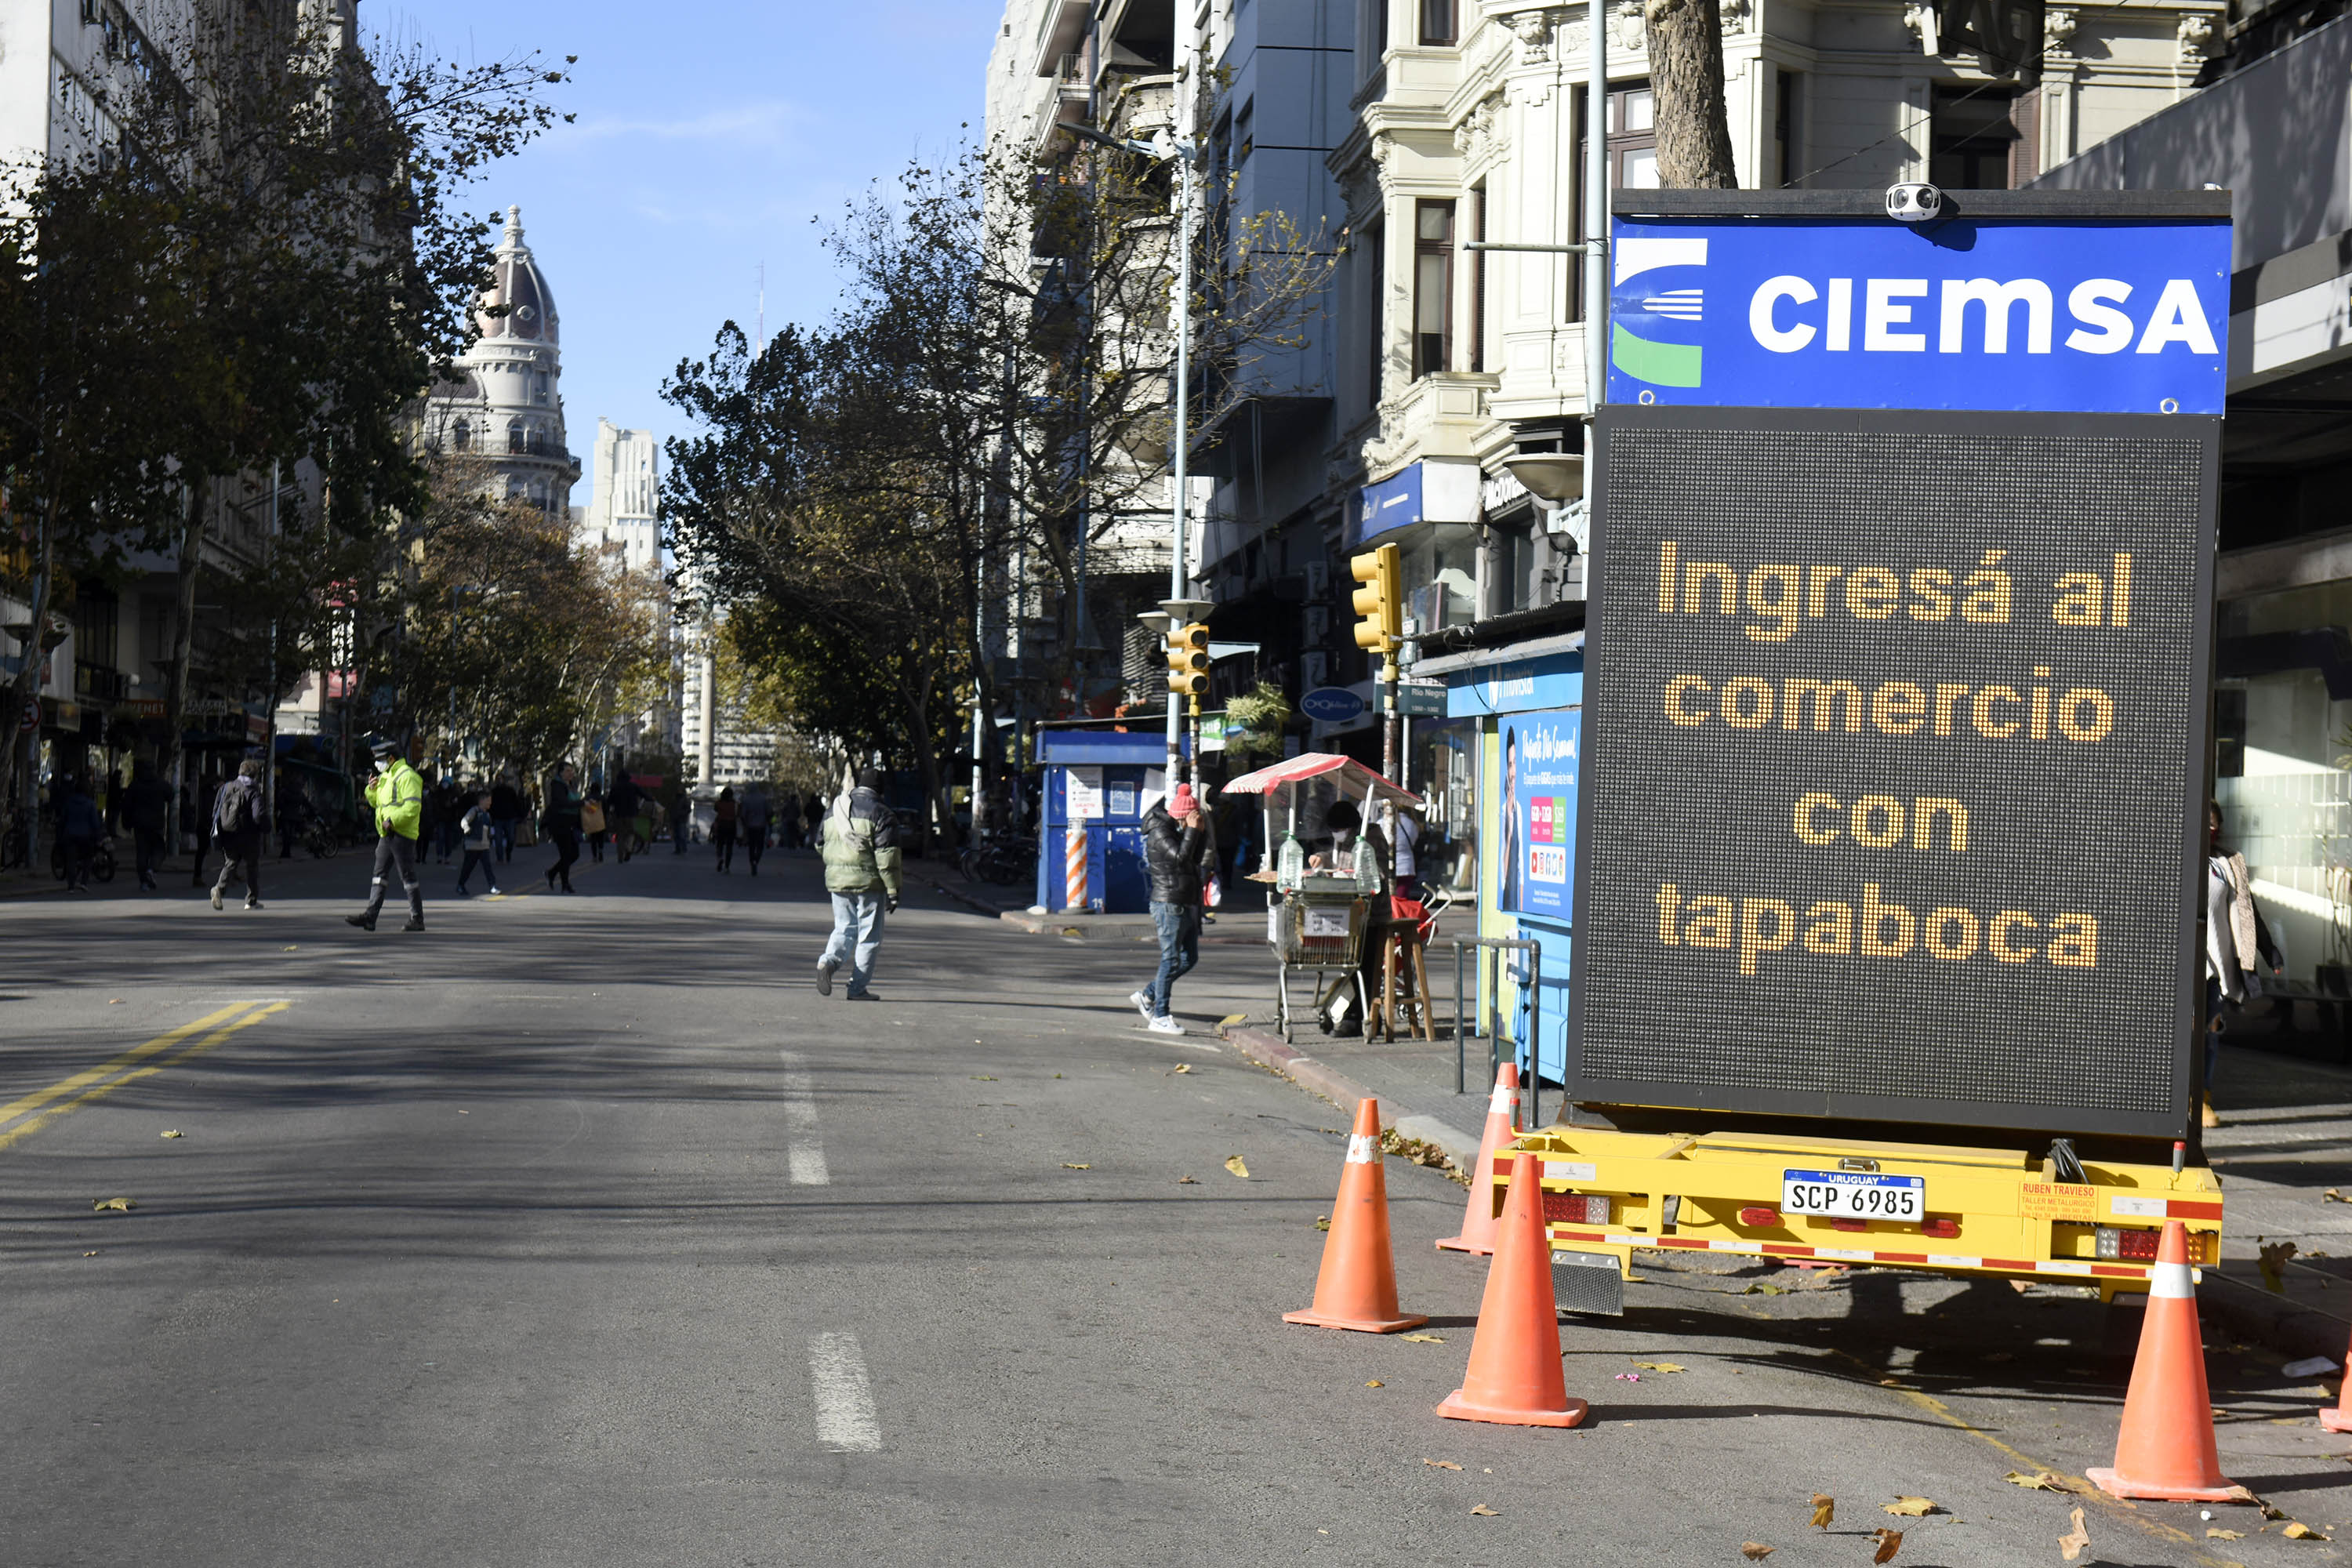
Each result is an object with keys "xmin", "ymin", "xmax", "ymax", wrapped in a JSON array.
[
  {"xmin": 996, "ymin": 909, "xmax": 1160, "ymax": 938},
  {"xmin": 1217, "ymin": 1024, "xmax": 1483, "ymax": 1174},
  {"xmin": 909, "ymin": 872, "xmax": 1014, "ymax": 920},
  {"xmin": 2200, "ymin": 1267, "xmax": 2352, "ymax": 1363}
]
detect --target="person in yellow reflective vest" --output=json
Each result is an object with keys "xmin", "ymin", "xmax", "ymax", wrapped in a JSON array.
[{"xmin": 347, "ymin": 736, "xmax": 427, "ymax": 932}]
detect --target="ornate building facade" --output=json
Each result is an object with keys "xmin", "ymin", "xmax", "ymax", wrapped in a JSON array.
[{"xmin": 419, "ymin": 205, "xmax": 582, "ymax": 517}]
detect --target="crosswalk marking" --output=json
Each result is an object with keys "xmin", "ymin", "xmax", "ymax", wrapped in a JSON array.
[
  {"xmin": 808, "ymin": 1332, "xmax": 881, "ymax": 1452},
  {"xmin": 779, "ymin": 1049, "xmax": 829, "ymax": 1186}
]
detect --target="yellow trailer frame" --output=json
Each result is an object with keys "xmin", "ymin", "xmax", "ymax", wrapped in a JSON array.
[{"xmin": 1489, "ymin": 1124, "xmax": 2221, "ymax": 1302}]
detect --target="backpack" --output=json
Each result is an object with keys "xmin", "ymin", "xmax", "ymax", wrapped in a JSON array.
[{"xmin": 212, "ymin": 779, "xmax": 249, "ymax": 837}]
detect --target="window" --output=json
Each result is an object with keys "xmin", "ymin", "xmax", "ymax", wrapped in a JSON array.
[
  {"xmin": 1363, "ymin": 218, "xmax": 1385, "ymax": 407},
  {"xmin": 1420, "ymin": 0, "xmax": 1455, "ymax": 45},
  {"xmin": 451, "ymin": 419, "xmax": 470, "ymax": 452},
  {"xmin": 1571, "ymin": 83, "xmax": 1657, "ymax": 319},
  {"xmin": 1930, "ymin": 86, "xmax": 2020, "ymax": 190},
  {"xmin": 1469, "ymin": 185, "xmax": 1486, "ymax": 373},
  {"xmin": 534, "ymin": 372, "xmax": 550, "ymax": 405},
  {"xmin": 1236, "ymin": 100, "xmax": 1253, "ymax": 165},
  {"xmin": 1775, "ymin": 71, "xmax": 1802, "ymax": 187},
  {"xmin": 1371, "ymin": 0, "xmax": 1387, "ymax": 57},
  {"xmin": 1414, "ymin": 199, "xmax": 1454, "ymax": 379},
  {"xmin": 506, "ymin": 418, "xmax": 524, "ymax": 455}
]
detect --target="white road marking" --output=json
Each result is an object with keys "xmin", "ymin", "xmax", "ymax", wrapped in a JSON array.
[
  {"xmin": 808, "ymin": 1332, "xmax": 882, "ymax": 1452},
  {"xmin": 779, "ymin": 1049, "xmax": 829, "ymax": 1185}
]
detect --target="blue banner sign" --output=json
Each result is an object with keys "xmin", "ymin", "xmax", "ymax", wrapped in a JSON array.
[
  {"xmin": 1300, "ymin": 686, "xmax": 1366, "ymax": 724},
  {"xmin": 1499, "ymin": 709, "xmax": 1581, "ymax": 920},
  {"xmin": 1352, "ymin": 464, "xmax": 1425, "ymax": 546},
  {"xmin": 1606, "ymin": 218, "xmax": 2229, "ymax": 415}
]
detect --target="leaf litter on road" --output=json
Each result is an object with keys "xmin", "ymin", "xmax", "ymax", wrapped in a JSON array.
[
  {"xmin": 2058, "ymin": 1505, "xmax": 2091, "ymax": 1563},
  {"xmin": 1171, "ymin": 1063, "xmax": 1192, "ymax": 1074},
  {"xmin": 1421, "ymin": 1458, "xmax": 1461, "ymax": 1470},
  {"xmin": 1882, "ymin": 1497, "xmax": 1938, "ymax": 1516},
  {"xmin": 1062, "ymin": 1163, "xmax": 1091, "ymax": 1170},
  {"xmin": 1225, "ymin": 1155, "xmax": 1249, "ymax": 1179},
  {"xmin": 2003, "ymin": 1471, "xmax": 2076, "ymax": 1493},
  {"xmin": 1177, "ymin": 1175, "xmax": 1198, "ymax": 1184},
  {"xmin": 2282, "ymin": 1521, "xmax": 2328, "ymax": 1540},
  {"xmin": 92, "ymin": 1198, "xmax": 134, "ymax": 1212},
  {"xmin": 1739, "ymin": 1544, "xmax": 1773, "ymax": 1561},
  {"xmin": 1401, "ymin": 1333, "xmax": 1446, "ymax": 1343},
  {"xmin": 159, "ymin": 1130, "xmax": 183, "ymax": 1139},
  {"xmin": 1468, "ymin": 1504, "xmax": 1497, "ymax": 1517},
  {"xmin": 1870, "ymin": 1526, "xmax": 1904, "ymax": 1564},
  {"xmin": 1632, "ymin": 1361, "xmax": 1685, "ymax": 1374},
  {"xmin": 1808, "ymin": 1494, "xmax": 1833, "ymax": 1529}
]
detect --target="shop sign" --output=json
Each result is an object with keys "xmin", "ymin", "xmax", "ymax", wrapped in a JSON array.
[
  {"xmin": 1300, "ymin": 687, "xmax": 1365, "ymax": 724},
  {"xmin": 1396, "ymin": 682, "xmax": 1447, "ymax": 717},
  {"xmin": 1498, "ymin": 710, "xmax": 1580, "ymax": 920}
]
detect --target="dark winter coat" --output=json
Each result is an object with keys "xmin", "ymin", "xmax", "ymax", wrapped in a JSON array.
[{"xmin": 1142, "ymin": 801, "xmax": 1214, "ymax": 907}]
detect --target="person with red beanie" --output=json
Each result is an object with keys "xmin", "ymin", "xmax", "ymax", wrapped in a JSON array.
[{"xmin": 1131, "ymin": 782, "xmax": 1215, "ymax": 1034}]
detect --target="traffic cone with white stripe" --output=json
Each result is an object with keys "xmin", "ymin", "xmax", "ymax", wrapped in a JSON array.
[
  {"xmin": 2318, "ymin": 1330, "xmax": 2352, "ymax": 1432},
  {"xmin": 1438, "ymin": 1151, "xmax": 1590, "ymax": 1428},
  {"xmin": 1284, "ymin": 1098, "xmax": 1428, "ymax": 1334},
  {"xmin": 2087, "ymin": 1220, "xmax": 2243, "ymax": 1502},
  {"xmin": 1436, "ymin": 1062, "xmax": 1519, "ymax": 1255}
]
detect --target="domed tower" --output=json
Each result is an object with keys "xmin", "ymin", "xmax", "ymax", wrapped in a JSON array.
[{"xmin": 421, "ymin": 205, "xmax": 582, "ymax": 516}]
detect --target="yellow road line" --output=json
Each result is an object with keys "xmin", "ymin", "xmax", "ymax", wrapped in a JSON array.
[
  {"xmin": 0, "ymin": 1001, "xmax": 290, "ymax": 1153},
  {"xmin": 0, "ymin": 1000, "xmax": 264, "ymax": 1130}
]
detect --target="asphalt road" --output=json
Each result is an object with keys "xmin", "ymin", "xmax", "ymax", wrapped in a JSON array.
[{"xmin": 4, "ymin": 844, "xmax": 2350, "ymax": 1566}]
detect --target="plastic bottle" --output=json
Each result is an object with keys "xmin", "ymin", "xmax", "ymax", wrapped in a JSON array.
[{"xmin": 1276, "ymin": 832, "xmax": 1306, "ymax": 892}]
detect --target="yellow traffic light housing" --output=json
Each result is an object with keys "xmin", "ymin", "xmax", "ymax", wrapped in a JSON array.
[
  {"xmin": 1350, "ymin": 543, "xmax": 1402, "ymax": 670},
  {"xmin": 1167, "ymin": 621, "xmax": 1211, "ymax": 698}
]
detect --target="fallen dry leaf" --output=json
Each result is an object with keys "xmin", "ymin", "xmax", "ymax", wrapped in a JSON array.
[
  {"xmin": 1632, "ymin": 1361, "xmax": 1686, "ymax": 1374},
  {"xmin": 2010, "ymin": 1278, "xmax": 2034, "ymax": 1294},
  {"xmin": 2261, "ymin": 1501, "xmax": 2290, "ymax": 1520},
  {"xmin": 1878, "ymin": 1378, "xmax": 1904, "ymax": 1388},
  {"xmin": 1177, "ymin": 1175, "xmax": 1198, "ymax": 1184},
  {"xmin": 1809, "ymin": 1494, "xmax": 1834, "ymax": 1529},
  {"xmin": 282, "ymin": 946, "xmax": 297, "ymax": 952},
  {"xmin": 1739, "ymin": 1544, "xmax": 1774, "ymax": 1562},
  {"xmin": 971, "ymin": 1075, "xmax": 997, "ymax": 1081},
  {"xmin": 159, "ymin": 1130, "xmax": 183, "ymax": 1139},
  {"xmin": 1742, "ymin": 1282, "xmax": 1785, "ymax": 1295},
  {"xmin": 1225, "ymin": 1155, "xmax": 1250, "ymax": 1179},
  {"xmin": 1468, "ymin": 1503, "xmax": 1498, "ymax": 1516},
  {"xmin": 91, "ymin": 1197, "xmax": 134, "ymax": 1212},
  {"xmin": 1422, "ymin": 1458, "xmax": 1462, "ymax": 1470},
  {"xmin": 107, "ymin": 998, "xmax": 121, "ymax": 1004},
  {"xmin": 2209, "ymin": 1527, "xmax": 2245, "ymax": 1540},
  {"xmin": 1365, "ymin": 1379, "xmax": 1384, "ymax": 1388},
  {"xmin": 1871, "ymin": 1526, "xmax": 1904, "ymax": 1564},
  {"xmin": 1172, "ymin": 1063, "xmax": 1192, "ymax": 1074},
  {"xmin": 2059, "ymin": 1504, "xmax": 2090, "ymax": 1563},
  {"xmin": 1313, "ymin": 1216, "xmax": 1330, "ymax": 1231},
  {"xmin": 1401, "ymin": 1333, "xmax": 1447, "ymax": 1343},
  {"xmin": 1882, "ymin": 1497, "xmax": 1937, "ymax": 1517},
  {"xmin": 2261, "ymin": 1239, "xmax": 2301, "ymax": 1293},
  {"xmin": 81, "ymin": 1250, "xmax": 98, "ymax": 1258},
  {"xmin": 2283, "ymin": 1522, "xmax": 2328, "ymax": 1540},
  {"xmin": 2327, "ymin": 1189, "xmax": 2349, "ymax": 1203},
  {"xmin": 1062, "ymin": 1163, "xmax": 1091, "ymax": 1170},
  {"xmin": 2002, "ymin": 1470, "xmax": 2075, "ymax": 1493}
]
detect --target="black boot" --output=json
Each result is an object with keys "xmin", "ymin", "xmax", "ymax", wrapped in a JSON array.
[
  {"xmin": 346, "ymin": 912, "xmax": 376, "ymax": 931},
  {"xmin": 402, "ymin": 916, "xmax": 426, "ymax": 932}
]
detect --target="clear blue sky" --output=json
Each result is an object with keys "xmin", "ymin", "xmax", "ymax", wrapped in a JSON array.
[{"xmin": 376, "ymin": 0, "xmax": 994, "ymax": 510}]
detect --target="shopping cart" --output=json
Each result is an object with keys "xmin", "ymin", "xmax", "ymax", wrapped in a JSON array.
[{"xmin": 1272, "ymin": 875, "xmax": 1370, "ymax": 1043}]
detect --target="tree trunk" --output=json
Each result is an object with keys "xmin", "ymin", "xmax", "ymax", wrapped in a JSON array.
[
  {"xmin": 163, "ymin": 477, "xmax": 208, "ymax": 855},
  {"xmin": 1644, "ymin": 0, "xmax": 1741, "ymax": 187}
]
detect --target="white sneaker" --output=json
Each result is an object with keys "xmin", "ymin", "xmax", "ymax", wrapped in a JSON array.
[
  {"xmin": 1148, "ymin": 1015, "xmax": 1185, "ymax": 1036},
  {"xmin": 1128, "ymin": 989, "xmax": 1153, "ymax": 1021}
]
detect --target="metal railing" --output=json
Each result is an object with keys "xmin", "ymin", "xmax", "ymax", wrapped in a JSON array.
[{"xmin": 1450, "ymin": 935, "xmax": 1545, "ymax": 1124}]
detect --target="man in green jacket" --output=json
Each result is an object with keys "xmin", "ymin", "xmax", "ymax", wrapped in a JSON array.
[
  {"xmin": 347, "ymin": 736, "xmax": 426, "ymax": 932},
  {"xmin": 817, "ymin": 768, "xmax": 902, "ymax": 1000}
]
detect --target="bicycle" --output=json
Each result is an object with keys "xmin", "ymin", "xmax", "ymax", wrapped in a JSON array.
[
  {"xmin": 51, "ymin": 834, "xmax": 116, "ymax": 884},
  {"xmin": 0, "ymin": 811, "xmax": 29, "ymax": 873},
  {"xmin": 300, "ymin": 818, "xmax": 339, "ymax": 859},
  {"xmin": 960, "ymin": 834, "xmax": 1036, "ymax": 887}
]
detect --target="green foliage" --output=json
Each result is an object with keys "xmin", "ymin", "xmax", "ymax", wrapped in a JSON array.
[{"xmin": 1223, "ymin": 680, "xmax": 1294, "ymax": 762}]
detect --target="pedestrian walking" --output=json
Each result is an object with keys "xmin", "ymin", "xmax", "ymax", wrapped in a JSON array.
[
  {"xmin": 209, "ymin": 759, "xmax": 269, "ymax": 910},
  {"xmin": 345, "ymin": 737, "xmax": 426, "ymax": 932},
  {"xmin": 454, "ymin": 790, "xmax": 502, "ymax": 896},
  {"xmin": 583, "ymin": 789, "xmax": 608, "ymax": 863},
  {"xmin": 116, "ymin": 759, "xmax": 167, "ymax": 891},
  {"xmin": 276, "ymin": 770, "xmax": 307, "ymax": 860},
  {"xmin": 1131, "ymin": 784, "xmax": 1214, "ymax": 1035},
  {"xmin": 2203, "ymin": 800, "xmax": 2279, "ymax": 1128},
  {"xmin": 607, "ymin": 773, "xmax": 643, "ymax": 863},
  {"xmin": 713, "ymin": 786, "xmax": 739, "ymax": 873},
  {"xmin": 490, "ymin": 774, "xmax": 523, "ymax": 864},
  {"xmin": 60, "ymin": 776, "xmax": 103, "ymax": 893},
  {"xmin": 779, "ymin": 790, "xmax": 802, "ymax": 851},
  {"xmin": 740, "ymin": 784, "xmax": 771, "ymax": 876},
  {"xmin": 431, "ymin": 775, "xmax": 463, "ymax": 865},
  {"xmin": 817, "ymin": 768, "xmax": 901, "ymax": 1000},
  {"xmin": 542, "ymin": 762, "xmax": 583, "ymax": 893}
]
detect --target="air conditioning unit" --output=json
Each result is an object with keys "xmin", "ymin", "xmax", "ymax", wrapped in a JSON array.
[{"xmin": 1301, "ymin": 652, "xmax": 1328, "ymax": 688}]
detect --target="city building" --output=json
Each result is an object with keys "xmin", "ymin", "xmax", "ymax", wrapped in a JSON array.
[
  {"xmin": 416, "ymin": 205, "xmax": 582, "ymax": 520},
  {"xmin": 579, "ymin": 419, "xmax": 681, "ymax": 768}
]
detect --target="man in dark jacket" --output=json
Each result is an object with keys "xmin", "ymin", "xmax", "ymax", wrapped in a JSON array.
[
  {"xmin": 1132, "ymin": 784, "xmax": 1215, "ymax": 1034},
  {"xmin": 115, "ymin": 760, "xmax": 169, "ymax": 891},
  {"xmin": 60, "ymin": 776, "xmax": 103, "ymax": 892},
  {"xmin": 490, "ymin": 775, "xmax": 524, "ymax": 863},
  {"xmin": 209, "ymin": 758, "xmax": 268, "ymax": 910}
]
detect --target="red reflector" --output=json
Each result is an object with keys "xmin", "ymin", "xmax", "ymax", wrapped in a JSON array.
[
  {"xmin": 1828, "ymin": 1218, "xmax": 1867, "ymax": 1232},
  {"xmin": 1922, "ymin": 1219, "xmax": 1959, "ymax": 1239},
  {"xmin": 2118, "ymin": 1228, "xmax": 2160, "ymax": 1261},
  {"xmin": 1737, "ymin": 1207, "xmax": 1780, "ymax": 1227}
]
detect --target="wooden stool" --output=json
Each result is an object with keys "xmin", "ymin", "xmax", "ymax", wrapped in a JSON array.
[{"xmin": 1374, "ymin": 930, "xmax": 1436, "ymax": 1043}]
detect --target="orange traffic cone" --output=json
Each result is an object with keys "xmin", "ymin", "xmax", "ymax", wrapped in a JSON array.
[
  {"xmin": 2319, "ymin": 1330, "xmax": 2352, "ymax": 1432},
  {"xmin": 1284, "ymin": 1098, "xmax": 1428, "ymax": 1334},
  {"xmin": 1437, "ymin": 1151, "xmax": 1590, "ymax": 1428},
  {"xmin": 2087, "ymin": 1220, "xmax": 2241, "ymax": 1502},
  {"xmin": 1437, "ymin": 1062, "xmax": 1519, "ymax": 1255}
]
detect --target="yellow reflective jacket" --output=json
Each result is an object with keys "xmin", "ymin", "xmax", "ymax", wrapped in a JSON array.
[{"xmin": 367, "ymin": 758, "xmax": 425, "ymax": 840}]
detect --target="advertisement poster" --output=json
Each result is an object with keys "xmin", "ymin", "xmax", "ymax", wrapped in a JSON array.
[
  {"xmin": 1498, "ymin": 710, "xmax": 1581, "ymax": 919},
  {"xmin": 1065, "ymin": 767, "xmax": 1103, "ymax": 822}
]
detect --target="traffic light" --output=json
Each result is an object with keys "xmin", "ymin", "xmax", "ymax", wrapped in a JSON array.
[
  {"xmin": 1167, "ymin": 622, "xmax": 1210, "ymax": 698},
  {"xmin": 1350, "ymin": 542, "xmax": 1402, "ymax": 670}
]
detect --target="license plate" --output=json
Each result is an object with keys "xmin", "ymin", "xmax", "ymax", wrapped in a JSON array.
[{"xmin": 1782, "ymin": 1170, "xmax": 1925, "ymax": 1221}]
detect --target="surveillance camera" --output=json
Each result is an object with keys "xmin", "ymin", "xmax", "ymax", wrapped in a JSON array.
[{"xmin": 1886, "ymin": 182, "xmax": 1944, "ymax": 223}]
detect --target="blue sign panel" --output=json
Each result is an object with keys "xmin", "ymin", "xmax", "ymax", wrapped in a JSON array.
[
  {"xmin": 1300, "ymin": 686, "xmax": 1366, "ymax": 724},
  {"xmin": 1606, "ymin": 219, "xmax": 2229, "ymax": 415},
  {"xmin": 1353, "ymin": 464, "xmax": 1425, "ymax": 546},
  {"xmin": 1498, "ymin": 709, "xmax": 1581, "ymax": 920}
]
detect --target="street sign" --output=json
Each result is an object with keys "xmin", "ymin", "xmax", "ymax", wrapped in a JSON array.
[
  {"xmin": 1607, "ymin": 209, "xmax": 2228, "ymax": 415},
  {"xmin": 18, "ymin": 698, "xmax": 35, "ymax": 733},
  {"xmin": 1397, "ymin": 683, "xmax": 1447, "ymax": 717},
  {"xmin": 1300, "ymin": 687, "xmax": 1366, "ymax": 724},
  {"xmin": 1571, "ymin": 192, "xmax": 2224, "ymax": 1140}
]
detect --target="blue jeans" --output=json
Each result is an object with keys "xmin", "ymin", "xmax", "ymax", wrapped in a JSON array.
[
  {"xmin": 1148, "ymin": 900, "xmax": 1200, "ymax": 1018},
  {"xmin": 823, "ymin": 891, "xmax": 887, "ymax": 994}
]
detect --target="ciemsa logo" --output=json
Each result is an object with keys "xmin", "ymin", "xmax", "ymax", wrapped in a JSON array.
[{"xmin": 1611, "ymin": 237, "xmax": 1709, "ymax": 390}]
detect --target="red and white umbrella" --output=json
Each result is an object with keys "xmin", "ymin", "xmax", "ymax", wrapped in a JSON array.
[{"xmin": 1221, "ymin": 751, "xmax": 1420, "ymax": 808}]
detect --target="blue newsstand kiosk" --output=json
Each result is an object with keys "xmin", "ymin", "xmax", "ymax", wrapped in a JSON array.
[{"xmin": 1033, "ymin": 729, "xmax": 1189, "ymax": 915}]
